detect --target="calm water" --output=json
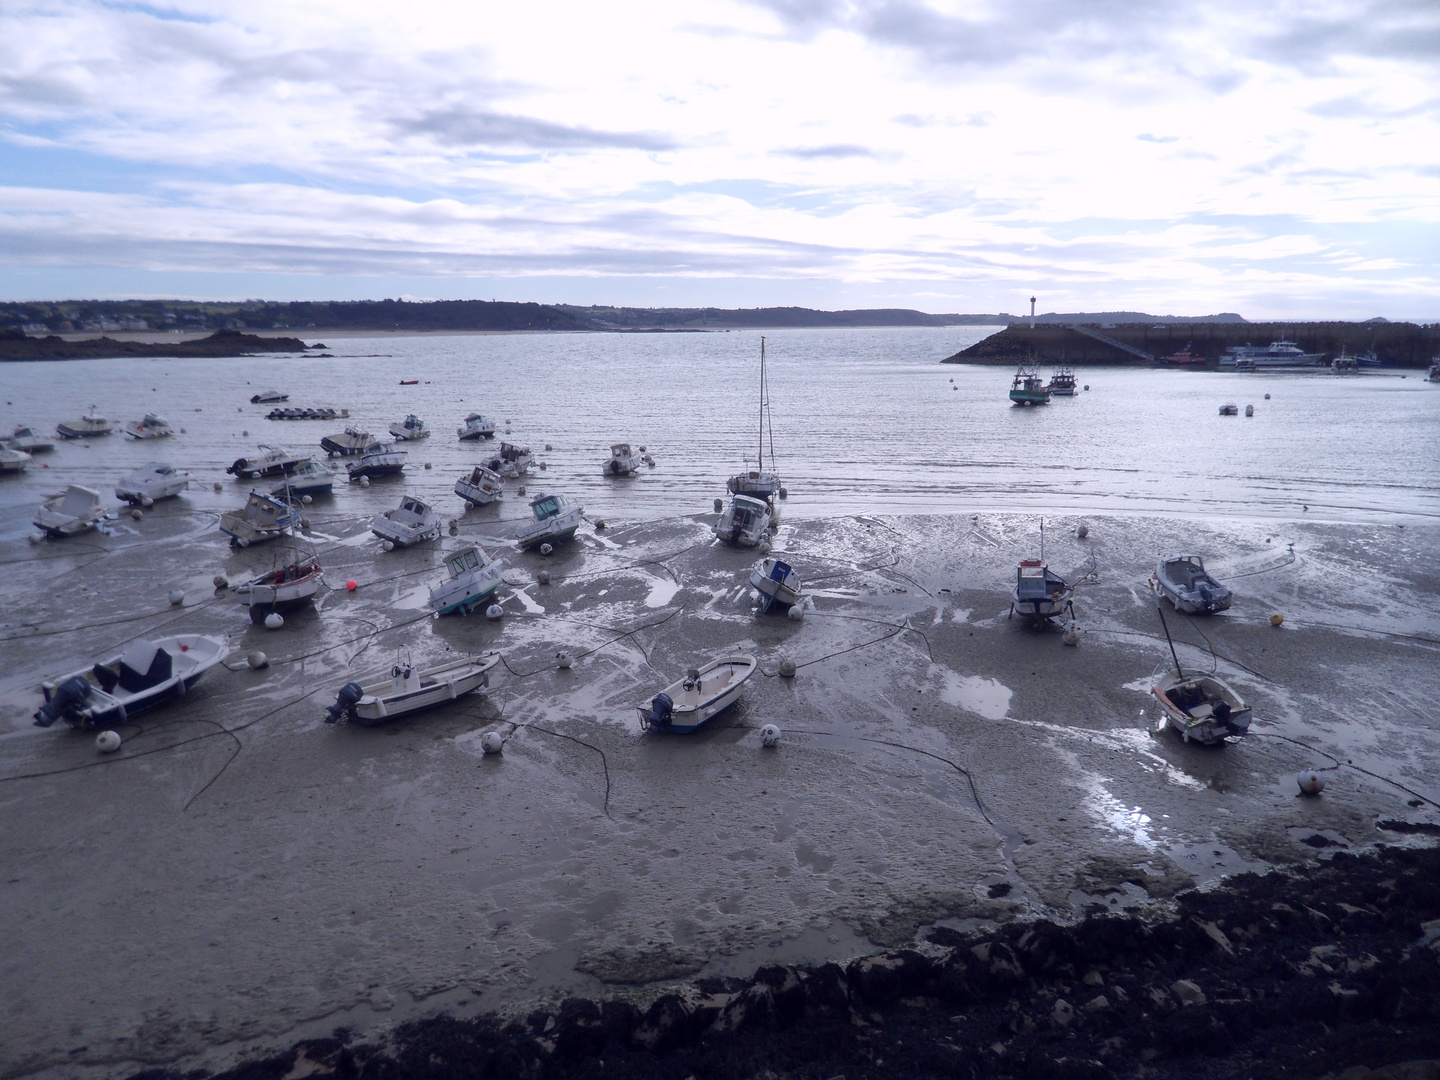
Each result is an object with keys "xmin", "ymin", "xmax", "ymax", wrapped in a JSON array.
[{"xmin": 1, "ymin": 326, "xmax": 1436, "ymax": 537}]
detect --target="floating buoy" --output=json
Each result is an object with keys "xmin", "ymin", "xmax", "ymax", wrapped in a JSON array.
[
  {"xmin": 758, "ymin": 540, "xmax": 771, "ymax": 555},
  {"xmin": 714, "ymin": 498, "xmax": 724, "ymax": 513},
  {"xmin": 1297, "ymin": 770, "xmax": 1325, "ymax": 796},
  {"xmin": 1270, "ymin": 613, "xmax": 1284, "ymax": 627},
  {"xmin": 539, "ymin": 462, "xmax": 547, "ymax": 470},
  {"xmin": 381, "ymin": 540, "xmax": 394, "ymax": 552},
  {"xmin": 545, "ymin": 443, "xmax": 552, "ymax": 451},
  {"xmin": 264, "ymin": 612, "xmax": 284, "ymax": 629},
  {"xmin": 1063, "ymin": 625, "xmax": 1080, "ymax": 646},
  {"xmin": 301, "ymin": 494, "xmax": 312, "ymax": 504},
  {"xmin": 1076, "ymin": 522, "xmax": 1089, "ymax": 539},
  {"xmin": 449, "ymin": 521, "xmax": 459, "ymax": 535},
  {"xmin": 538, "ymin": 569, "xmax": 551, "ymax": 585},
  {"xmin": 540, "ymin": 543, "xmax": 553, "ymax": 556},
  {"xmin": 778, "ymin": 487, "xmax": 787, "ymax": 499},
  {"xmin": 96, "ymin": 730, "xmax": 123, "ymax": 753},
  {"xmin": 168, "ymin": 588, "xmax": 185, "ymax": 606},
  {"xmin": 28, "ymin": 533, "xmax": 40, "ymax": 544},
  {"xmin": 346, "ymin": 579, "xmax": 358, "ymax": 591},
  {"xmin": 130, "ymin": 508, "xmax": 143, "ymax": 521},
  {"xmin": 213, "ymin": 481, "xmax": 223, "ymax": 491},
  {"xmin": 594, "ymin": 519, "xmax": 606, "ymax": 531},
  {"xmin": 1264, "ymin": 393, "xmax": 1271, "ymax": 400},
  {"xmin": 247, "ymin": 650, "xmax": 268, "ymax": 669},
  {"xmin": 1083, "ymin": 384, "xmax": 1090, "ymax": 391},
  {"xmin": 556, "ymin": 651, "xmax": 572, "ymax": 669},
  {"xmin": 517, "ymin": 485, "xmax": 526, "ymax": 496},
  {"xmin": 480, "ymin": 731, "xmax": 504, "ymax": 755},
  {"xmin": 1245, "ymin": 404, "xmax": 1254, "ymax": 417},
  {"xmin": 760, "ymin": 723, "xmax": 781, "ymax": 747},
  {"xmin": 485, "ymin": 604, "xmax": 504, "ymax": 620},
  {"xmin": 213, "ymin": 574, "xmax": 229, "ymax": 589},
  {"xmin": 424, "ymin": 462, "xmax": 432, "ymax": 469},
  {"xmin": 778, "ymin": 658, "xmax": 797, "ymax": 678}
]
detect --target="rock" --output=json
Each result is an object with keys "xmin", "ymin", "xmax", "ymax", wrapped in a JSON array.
[
  {"xmin": 847, "ymin": 950, "xmax": 933, "ymax": 1006},
  {"xmin": 1083, "ymin": 969, "xmax": 1105, "ymax": 986},
  {"xmin": 969, "ymin": 940, "xmax": 1025, "ymax": 990},
  {"xmin": 553, "ymin": 998, "xmax": 606, "ymax": 1058},
  {"xmin": 1171, "ymin": 978, "xmax": 1207, "ymax": 1006},
  {"xmin": 1082, "ymin": 994, "xmax": 1109, "ymax": 1013},
  {"xmin": 712, "ymin": 982, "xmax": 775, "ymax": 1034},
  {"xmin": 630, "ymin": 994, "xmax": 698, "ymax": 1053},
  {"xmin": 801, "ymin": 961, "xmax": 851, "ymax": 1014},
  {"xmin": 1052, "ymin": 998, "xmax": 1075, "ymax": 1026}
]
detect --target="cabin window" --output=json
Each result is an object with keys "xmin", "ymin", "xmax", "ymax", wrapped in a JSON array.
[
  {"xmin": 536, "ymin": 498, "xmax": 558, "ymax": 518},
  {"xmin": 464, "ymin": 550, "xmax": 479, "ymax": 570}
]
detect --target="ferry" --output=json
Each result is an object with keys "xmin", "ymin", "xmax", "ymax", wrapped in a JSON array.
[{"xmin": 1220, "ymin": 341, "xmax": 1325, "ymax": 370}]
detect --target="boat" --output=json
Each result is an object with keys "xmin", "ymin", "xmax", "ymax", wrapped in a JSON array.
[
  {"xmin": 1218, "ymin": 403, "xmax": 1238, "ymax": 416},
  {"xmin": 726, "ymin": 337, "xmax": 784, "ymax": 501},
  {"xmin": 517, "ymin": 492, "xmax": 583, "ymax": 550},
  {"xmin": 487, "ymin": 442, "xmax": 533, "ymax": 478},
  {"xmin": 227, "ymin": 445, "xmax": 306, "ymax": 479},
  {"xmin": 1157, "ymin": 349, "xmax": 1207, "ymax": 368},
  {"xmin": 1150, "ymin": 606, "xmax": 1251, "ymax": 744},
  {"xmin": 389, "ymin": 414, "xmax": 429, "ymax": 441},
  {"xmin": 1009, "ymin": 536, "xmax": 1074, "ymax": 624},
  {"xmin": 1151, "ymin": 554, "xmax": 1232, "ymax": 614},
  {"xmin": 1427, "ymin": 360, "xmax": 1440, "ymax": 383},
  {"xmin": 234, "ymin": 553, "xmax": 324, "ymax": 622},
  {"xmin": 347, "ymin": 441, "xmax": 407, "ymax": 481},
  {"xmin": 219, "ymin": 490, "xmax": 300, "ymax": 546},
  {"xmin": 267, "ymin": 406, "xmax": 348, "ymax": 421},
  {"xmin": 271, "ymin": 459, "xmax": 333, "ymax": 500},
  {"xmin": 324, "ymin": 652, "xmax": 501, "ymax": 726},
  {"xmin": 457, "ymin": 413, "xmax": 497, "ymax": 440},
  {"xmin": 430, "ymin": 544, "xmax": 507, "ymax": 615},
  {"xmin": 1331, "ymin": 352, "xmax": 1358, "ymax": 374},
  {"xmin": 1220, "ymin": 341, "xmax": 1325, "ymax": 369},
  {"xmin": 603, "ymin": 442, "xmax": 641, "ymax": 477},
  {"xmin": 250, "ymin": 389, "xmax": 288, "ymax": 403},
  {"xmin": 749, "ymin": 557, "xmax": 802, "ymax": 614},
  {"xmin": 637, "ymin": 655, "xmax": 759, "ymax": 733},
  {"xmin": 1009, "ymin": 366, "xmax": 1051, "ymax": 405},
  {"xmin": 115, "ymin": 462, "xmax": 189, "ymax": 504},
  {"xmin": 320, "ymin": 426, "xmax": 372, "ymax": 456},
  {"xmin": 714, "ymin": 494, "xmax": 771, "ymax": 548},
  {"xmin": 7, "ymin": 426, "xmax": 55, "ymax": 454},
  {"xmin": 1047, "ymin": 367, "xmax": 1077, "ymax": 396},
  {"xmin": 455, "ymin": 464, "xmax": 504, "ymax": 507},
  {"xmin": 56, "ymin": 407, "xmax": 113, "ymax": 439},
  {"xmin": 33, "ymin": 485, "xmax": 107, "ymax": 537},
  {"xmin": 399, "ymin": 379, "xmax": 419, "ymax": 386},
  {"xmin": 372, "ymin": 495, "xmax": 442, "ymax": 548},
  {"xmin": 0, "ymin": 446, "xmax": 31, "ymax": 474},
  {"xmin": 124, "ymin": 414, "xmax": 174, "ymax": 439},
  {"xmin": 33, "ymin": 634, "xmax": 229, "ymax": 730}
]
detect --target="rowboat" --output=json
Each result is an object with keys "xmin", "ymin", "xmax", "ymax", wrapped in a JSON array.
[
  {"xmin": 1152, "ymin": 670, "xmax": 1252, "ymax": 745},
  {"xmin": 638, "ymin": 655, "xmax": 758, "ymax": 733},
  {"xmin": 324, "ymin": 653, "xmax": 501, "ymax": 726},
  {"xmin": 1010, "ymin": 558, "xmax": 1073, "ymax": 624},
  {"xmin": 234, "ymin": 556, "xmax": 324, "ymax": 622}
]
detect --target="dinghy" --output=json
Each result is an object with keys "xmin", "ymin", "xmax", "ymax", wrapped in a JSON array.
[
  {"xmin": 638, "ymin": 654, "xmax": 758, "ymax": 733},
  {"xmin": 34, "ymin": 485, "xmax": 107, "ymax": 537},
  {"xmin": 1218, "ymin": 403, "xmax": 1239, "ymax": 416},
  {"xmin": 517, "ymin": 492, "xmax": 583, "ymax": 550},
  {"xmin": 602, "ymin": 442, "xmax": 640, "ymax": 477},
  {"xmin": 0, "ymin": 446, "xmax": 31, "ymax": 474},
  {"xmin": 8, "ymin": 426, "xmax": 55, "ymax": 454},
  {"xmin": 457, "ymin": 413, "xmax": 497, "ymax": 440},
  {"xmin": 1151, "ymin": 553, "xmax": 1233, "ymax": 614},
  {"xmin": 227, "ymin": 445, "xmax": 306, "ymax": 479},
  {"xmin": 220, "ymin": 490, "xmax": 300, "ymax": 546},
  {"xmin": 1152, "ymin": 670, "xmax": 1252, "ymax": 745},
  {"xmin": 714, "ymin": 493, "xmax": 771, "ymax": 548},
  {"xmin": 1010, "ymin": 558, "xmax": 1074, "ymax": 624},
  {"xmin": 320, "ymin": 426, "xmax": 371, "ymax": 456},
  {"xmin": 749, "ymin": 557, "xmax": 802, "ymax": 614},
  {"xmin": 372, "ymin": 495, "xmax": 442, "ymax": 548},
  {"xmin": 324, "ymin": 652, "xmax": 501, "ymax": 726},
  {"xmin": 347, "ymin": 441, "xmax": 407, "ymax": 481},
  {"xmin": 33, "ymin": 634, "xmax": 228, "ymax": 730},
  {"xmin": 389, "ymin": 414, "xmax": 429, "ymax": 441},
  {"xmin": 271, "ymin": 459, "xmax": 333, "ymax": 500},
  {"xmin": 726, "ymin": 337, "xmax": 784, "ymax": 500},
  {"xmin": 115, "ymin": 463, "xmax": 189, "ymax": 505},
  {"xmin": 455, "ymin": 464, "xmax": 504, "ymax": 507},
  {"xmin": 56, "ymin": 408, "xmax": 113, "ymax": 439},
  {"xmin": 1009, "ymin": 366, "xmax": 1051, "ymax": 405},
  {"xmin": 250, "ymin": 389, "xmax": 288, "ymax": 403},
  {"xmin": 234, "ymin": 554, "xmax": 324, "ymax": 622},
  {"xmin": 124, "ymin": 414, "xmax": 174, "ymax": 439},
  {"xmin": 487, "ymin": 442, "xmax": 533, "ymax": 478},
  {"xmin": 430, "ymin": 544, "xmax": 507, "ymax": 615}
]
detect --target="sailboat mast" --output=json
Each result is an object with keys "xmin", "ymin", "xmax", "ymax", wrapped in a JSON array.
[{"xmin": 758, "ymin": 336, "xmax": 766, "ymax": 471}]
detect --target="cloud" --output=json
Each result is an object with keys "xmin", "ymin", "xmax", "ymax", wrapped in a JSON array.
[
  {"xmin": 1137, "ymin": 133, "xmax": 1178, "ymax": 143},
  {"xmin": 396, "ymin": 108, "xmax": 677, "ymax": 152},
  {"xmin": 779, "ymin": 144, "xmax": 874, "ymax": 159}
]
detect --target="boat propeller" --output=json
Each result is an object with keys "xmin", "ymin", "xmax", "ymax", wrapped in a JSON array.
[{"xmin": 325, "ymin": 681, "xmax": 364, "ymax": 724}]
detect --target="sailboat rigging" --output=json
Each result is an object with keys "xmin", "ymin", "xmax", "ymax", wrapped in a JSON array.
[{"xmin": 726, "ymin": 336, "xmax": 785, "ymax": 502}]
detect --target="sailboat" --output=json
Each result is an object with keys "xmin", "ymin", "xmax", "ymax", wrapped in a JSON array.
[
  {"xmin": 726, "ymin": 337, "xmax": 784, "ymax": 501},
  {"xmin": 232, "ymin": 483, "xmax": 325, "ymax": 622}
]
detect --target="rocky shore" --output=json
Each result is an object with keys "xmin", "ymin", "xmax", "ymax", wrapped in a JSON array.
[{"xmin": 0, "ymin": 329, "xmax": 316, "ymax": 361}]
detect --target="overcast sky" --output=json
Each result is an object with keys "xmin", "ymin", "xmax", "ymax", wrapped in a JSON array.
[{"xmin": 1, "ymin": 0, "xmax": 1437, "ymax": 316}]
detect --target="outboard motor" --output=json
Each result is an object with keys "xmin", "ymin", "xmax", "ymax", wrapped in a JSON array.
[
  {"xmin": 227, "ymin": 457, "xmax": 246, "ymax": 476},
  {"xmin": 646, "ymin": 692, "xmax": 674, "ymax": 729},
  {"xmin": 1211, "ymin": 699, "xmax": 1246, "ymax": 735},
  {"xmin": 34, "ymin": 675, "xmax": 94, "ymax": 727},
  {"xmin": 609, "ymin": 459, "xmax": 621, "ymax": 475},
  {"xmin": 1197, "ymin": 583, "xmax": 1214, "ymax": 611},
  {"xmin": 325, "ymin": 681, "xmax": 365, "ymax": 724},
  {"xmin": 488, "ymin": 457, "xmax": 503, "ymax": 472}
]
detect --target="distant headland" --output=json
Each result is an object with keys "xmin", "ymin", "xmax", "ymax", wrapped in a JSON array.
[{"xmin": 0, "ymin": 328, "xmax": 317, "ymax": 362}]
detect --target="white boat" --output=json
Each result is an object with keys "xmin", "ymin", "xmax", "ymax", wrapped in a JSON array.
[
  {"xmin": 458, "ymin": 413, "xmax": 497, "ymax": 440},
  {"xmin": 1048, "ymin": 367, "xmax": 1077, "ymax": 396},
  {"xmin": 320, "ymin": 426, "xmax": 371, "ymax": 456},
  {"xmin": 347, "ymin": 442, "xmax": 407, "ymax": 480},
  {"xmin": 34, "ymin": 485, "xmax": 108, "ymax": 537},
  {"xmin": 1010, "ymin": 557, "xmax": 1074, "ymax": 624},
  {"xmin": 714, "ymin": 494, "xmax": 771, "ymax": 548},
  {"xmin": 638, "ymin": 654, "xmax": 758, "ymax": 733},
  {"xmin": 227, "ymin": 445, "xmax": 306, "ymax": 479},
  {"xmin": 726, "ymin": 337, "xmax": 784, "ymax": 501},
  {"xmin": 430, "ymin": 544, "xmax": 507, "ymax": 615},
  {"xmin": 455, "ymin": 464, "xmax": 504, "ymax": 507},
  {"xmin": 0, "ymin": 446, "xmax": 31, "ymax": 474},
  {"xmin": 517, "ymin": 492, "xmax": 583, "ymax": 550},
  {"xmin": 271, "ymin": 459, "xmax": 333, "ymax": 500},
  {"xmin": 56, "ymin": 408, "xmax": 113, "ymax": 439},
  {"xmin": 487, "ymin": 442, "xmax": 533, "ymax": 478},
  {"xmin": 749, "ymin": 557, "xmax": 802, "ymax": 614},
  {"xmin": 324, "ymin": 652, "xmax": 501, "ymax": 726},
  {"xmin": 602, "ymin": 442, "xmax": 641, "ymax": 477},
  {"xmin": 8, "ymin": 426, "xmax": 55, "ymax": 454},
  {"xmin": 1152, "ymin": 670, "xmax": 1252, "ymax": 745},
  {"xmin": 1218, "ymin": 403, "xmax": 1238, "ymax": 416},
  {"xmin": 219, "ymin": 490, "xmax": 300, "ymax": 546},
  {"xmin": 389, "ymin": 414, "xmax": 429, "ymax": 441},
  {"xmin": 124, "ymin": 414, "xmax": 174, "ymax": 439},
  {"xmin": 115, "ymin": 462, "xmax": 189, "ymax": 505},
  {"xmin": 234, "ymin": 555, "xmax": 324, "ymax": 622},
  {"xmin": 1221, "ymin": 341, "xmax": 1325, "ymax": 369},
  {"xmin": 1152, "ymin": 554, "xmax": 1232, "ymax": 614},
  {"xmin": 1428, "ymin": 360, "xmax": 1440, "ymax": 383},
  {"xmin": 372, "ymin": 495, "xmax": 442, "ymax": 548},
  {"xmin": 250, "ymin": 389, "xmax": 288, "ymax": 404},
  {"xmin": 33, "ymin": 634, "xmax": 229, "ymax": 730}
]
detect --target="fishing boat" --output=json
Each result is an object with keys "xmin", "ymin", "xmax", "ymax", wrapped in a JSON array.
[
  {"xmin": 517, "ymin": 492, "xmax": 583, "ymax": 550},
  {"xmin": 115, "ymin": 463, "xmax": 189, "ymax": 505},
  {"xmin": 1157, "ymin": 349, "xmax": 1207, "ymax": 368},
  {"xmin": 1218, "ymin": 403, "xmax": 1238, "ymax": 416},
  {"xmin": 457, "ymin": 413, "xmax": 497, "ymax": 440},
  {"xmin": 714, "ymin": 494, "xmax": 771, "ymax": 548},
  {"xmin": 602, "ymin": 442, "xmax": 641, "ymax": 477},
  {"xmin": 637, "ymin": 655, "xmax": 758, "ymax": 733},
  {"xmin": 389, "ymin": 414, "xmax": 429, "ymax": 441},
  {"xmin": 267, "ymin": 406, "xmax": 348, "ymax": 421},
  {"xmin": 324, "ymin": 652, "xmax": 501, "ymax": 726},
  {"xmin": 1150, "ymin": 606, "xmax": 1251, "ymax": 744},
  {"xmin": 219, "ymin": 490, "xmax": 300, "ymax": 546},
  {"xmin": 1151, "ymin": 554, "xmax": 1232, "ymax": 614},
  {"xmin": 1010, "ymin": 525, "xmax": 1074, "ymax": 625},
  {"xmin": 320, "ymin": 426, "xmax": 371, "ymax": 456},
  {"xmin": 271, "ymin": 459, "xmax": 333, "ymax": 500},
  {"xmin": 1331, "ymin": 352, "xmax": 1358, "ymax": 375},
  {"xmin": 726, "ymin": 337, "xmax": 784, "ymax": 501},
  {"xmin": 0, "ymin": 446, "xmax": 31, "ymax": 474},
  {"xmin": 347, "ymin": 441, "xmax": 407, "ymax": 481},
  {"xmin": 227, "ymin": 445, "xmax": 306, "ymax": 479},
  {"xmin": 33, "ymin": 634, "xmax": 229, "ymax": 730},
  {"xmin": 7, "ymin": 426, "xmax": 55, "ymax": 453},
  {"xmin": 1047, "ymin": 367, "xmax": 1077, "ymax": 396},
  {"xmin": 250, "ymin": 389, "xmax": 288, "ymax": 403},
  {"xmin": 1009, "ymin": 366, "xmax": 1051, "ymax": 406},
  {"xmin": 430, "ymin": 544, "xmax": 507, "ymax": 615},
  {"xmin": 56, "ymin": 407, "xmax": 113, "ymax": 439},
  {"xmin": 234, "ymin": 553, "xmax": 324, "ymax": 622},
  {"xmin": 487, "ymin": 442, "xmax": 533, "ymax": 478},
  {"xmin": 749, "ymin": 557, "xmax": 802, "ymax": 614},
  {"xmin": 455, "ymin": 464, "xmax": 504, "ymax": 507},
  {"xmin": 34, "ymin": 485, "xmax": 107, "ymax": 537},
  {"xmin": 372, "ymin": 495, "xmax": 442, "ymax": 548},
  {"xmin": 124, "ymin": 414, "xmax": 174, "ymax": 439}
]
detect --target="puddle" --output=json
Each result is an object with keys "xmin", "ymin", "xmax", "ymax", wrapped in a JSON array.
[
  {"xmin": 935, "ymin": 666, "xmax": 1012, "ymax": 720},
  {"xmin": 1165, "ymin": 841, "xmax": 1267, "ymax": 886},
  {"xmin": 644, "ymin": 576, "xmax": 680, "ymax": 608}
]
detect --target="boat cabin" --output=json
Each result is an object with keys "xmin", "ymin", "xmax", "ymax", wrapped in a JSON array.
[
  {"xmin": 530, "ymin": 493, "xmax": 567, "ymax": 521},
  {"xmin": 1015, "ymin": 559, "xmax": 1066, "ymax": 601},
  {"xmin": 731, "ymin": 495, "xmax": 769, "ymax": 530},
  {"xmin": 446, "ymin": 546, "xmax": 492, "ymax": 578}
]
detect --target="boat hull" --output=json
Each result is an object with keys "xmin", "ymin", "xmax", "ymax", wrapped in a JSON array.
[
  {"xmin": 35, "ymin": 634, "xmax": 227, "ymax": 730},
  {"xmin": 517, "ymin": 520, "xmax": 580, "ymax": 550},
  {"xmin": 56, "ymin": 420, "xmax": 112, "ymax": 438},
  {"xmin": 1009, "ymin": 390, "xmax": 1051, "ymax": 405},
  {"xmin": 371, "ymin": 515, "xmax": 441, "ymax": 547}
]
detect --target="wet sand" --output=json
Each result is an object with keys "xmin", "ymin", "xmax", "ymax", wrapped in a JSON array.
[{"xmin": 1, "ymin": 507, "xmax": 1437, "ymax": 1078}]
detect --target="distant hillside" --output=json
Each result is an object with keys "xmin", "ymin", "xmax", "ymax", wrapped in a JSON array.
[
  {"xmin": 0, "ymin": 328, "xmax": 314, "ymax": 362},
  {"xmin": 553, "ymin": 306, "xmax": 1009, "ymax": 329},
  {"xmin": 1018, "ymin": 311, "xmax": 1248, "ymax": 325}
]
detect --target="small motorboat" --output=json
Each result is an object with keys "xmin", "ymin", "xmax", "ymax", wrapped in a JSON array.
[
  {"xmin": 638, "ymin": 655, "xmax": 758, "ymax": 733},
  {"xmin": 399, "ymin": 379, "xmax": 419, "ymax": 386},
  {"xmin": 1151, "ymin": 554, "xmax": 1233, "ymax": 614},
  {"xmin": 56, "ymin": 407, "xmax": 113, "ymax": 439},
  {"xmin": 430, "ymin": 544, "xmax": 507, "ymax": 615},
  {"xmin": 1152, "ymin": 670, "xmax": 1252, "ymax": 745},
  {"xmin": 124, "ymin": 414, "xmax": 174, "ymax": 439},
  {"xmin": 1218, "ymin": 403, "xmax": 1239, "ymax": 416},
  {"xmin": 34, "ymin": 485, "xmax": 108, "ymax": 537},
  {"xmin": 1010, "ymin": 558, "xmax": 1074, "ymax": 624},
  {"xmin": 234, "ymin": 556, "xmax": 324, "ymax": 622},
  {"xmin": 389, "ymin": 414, "xmax": 429, "ymax": 441},
  {"xmin": 602, "ymin": 442, "xmax": 640, "ymax": 477},
  {"xmin": 517, "ymin": 492, "xmax": 583, "ymax": 550},
  {"xmin": 0, "ymin": 446, "xmax": 31, "ymax": 474},
  {"xmin": 320, "ymin": 426, "xmax": 371, "ymax": 456},
  {"xmin": 455, "ymin": 464, "xmax": 504, "ymax": 507},
  {"xmin": 8, "ymin": 426, "xmax": 55, "ymax": 454},
  {"xmin": 324, "ymin": 652, "xmax": 501, "ymax": 726},
  {"xmin": 372, "ymin": 495, "xmax": 442, "ymax": 548},
  {"xmin": 271, "ymin": 459, "xmax": 333, "ymax": 500},
  {"xmin": 1047, "ymin": 367, "xmax": 1077, "ymax": 396},
  {"xmin": 487, "ymin": 442, "xmax": 533, "ymax": 479},
  {"xmin": 250, "ymin": 389, "xmax": 288, "ymax": 404},
  {"xmin": 227, "ymin": 445, "xmax": 306, "ymax": 479},
  {"xmin": 115, "ymin": 462, "xmax": 189, "ymax": 505},
  {"xmin": 458, "ymin": 413, "xmax": 497, "ymax": 440},
  {"xmin": 267, "ymin": 406, "xmax": 348, "ymax": 421},
  {"xmin": 347, "ymin": 441, "xmax": 407, "ymax": 481},
  {"xmin": 749, "ymin": 557, "xmax": 802, "ymax": 614},
  {"xmin": 33, "ymin": 634, "xmax": 229, "ymax": 730},
  {"xmin": 714, "ymin": 493, "xmax": 771, "ymax": 548},
  {"xmin": 1427, "ymin": 360, "xmax": 1440, "ymax": 383},
  {"xmin": 220, "ymin": 490, "xmax": 300, "ymax": 546},
  {"xmin": 1009, "ymin": 366, "xmax": 1051, "ymax": 406}
]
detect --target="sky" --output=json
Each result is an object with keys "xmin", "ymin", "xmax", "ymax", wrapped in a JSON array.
[{"xmin": 1, "ymin": 0, "xmax": 1438, "ymax": 318}]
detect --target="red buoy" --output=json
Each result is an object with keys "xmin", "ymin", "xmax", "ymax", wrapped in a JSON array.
[{"xmin": 346, "ymin": 580, "xmax": 358, "ymax": 591}]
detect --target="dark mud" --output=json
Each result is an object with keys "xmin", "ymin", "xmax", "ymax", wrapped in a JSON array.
[{"xmin": 131, "ymin": 843, "xmax": 1440, "ymax": 1080}]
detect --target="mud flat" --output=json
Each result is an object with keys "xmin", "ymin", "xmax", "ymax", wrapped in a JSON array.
[{"xmin": 0, "ymin": 508, "xmax": 1437, "ymax": 1079}]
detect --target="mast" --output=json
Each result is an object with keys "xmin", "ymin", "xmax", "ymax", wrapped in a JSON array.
[{"xmin": 758, "ymin": 336, "xmax": 766, "ymax": 472}]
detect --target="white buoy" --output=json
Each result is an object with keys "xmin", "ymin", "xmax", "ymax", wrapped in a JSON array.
[
  {"xmin": 213, "ymin": 574, "xmax": 229, "ymax": 589},
  {"xmin": 538, "ymin": 569, "xmax": 551, "ymax": 585},
  {"xmin": 247, "ymin": 650, "xmax": 268, "ymax": 669},
  {"xmin": 264, "ymin": 612, "xmax": 284, "ymax": 630},
  {"xmin": 131, "ymin": 508, "xmax": 143, "ymax": 521},
  {"xmin": 540, "ymin": 543, "xmax": 553, "ymax": 556},
  {"xmin": 1063, "ymin": 625, "xmax": 1080, "ymax": 646},
  {"xmin": 381, "ymin": 540, "xmax": 394, "ymax": 552},
  {"xmin": 1298, "ymin": 770, "xmax": 1325, "ymax": 796},
  {"xmin": 449, "ymin": 521, "xmax": 459, "ymax": 535},
  {"xmin": 96, "ymin": 730, "xmax": 123, "ymax": 753},
  {"xmin": 485, "ymin": 604, "xmax": 504, "ymax": 620},
  {"xmin": 760, "ymin": 723, "xmax": 781, "ymax": 747},
  {"xmin": 594, "ymin": 519, "xmax": 606, "ymax": 531},
  {"xmin": 787, "ymin": 604, "xmax": 805, "ymax": 622},
  {"xmin": 302, "ymin": 494, "xmax": 313, "ymax": 504},
  {"xmin": 358, "ymin": 475, "xmax": 370, "ymax": 487},
  {"xmin": 778, "ymin": 658, "xmax": 797, "ymax": 678},
  {"xmin": 213, "ymin": 481, "xmax": 223, "ymax": 491},
  {"xmin": 758, "ymin": 540, "xmax": 771, "ymax": 555},
  {"xmin": 517, "ymin": 485, "xmax": 526, "ymax": 496},
  {"xmin": 480, "ymin": 731, "xmax": 504, "ymax": 754},
  {"xmin": 28, "ymin": 533, "xmax": 41, "ymax": 544},
  {"xmin": 168, "ymin": 588, "xmax": 185, "ymax": 606},
  {"xmin": 141, "ymin": 496, "xmax": 154, "ymax": 508},
  {"xmin": 556, "ymin": 651, "xmax": 573, "ymax": 669},
  {"xmin": 1076, "ymin": 522, "xmax": 1089, "ymax": 539}
]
